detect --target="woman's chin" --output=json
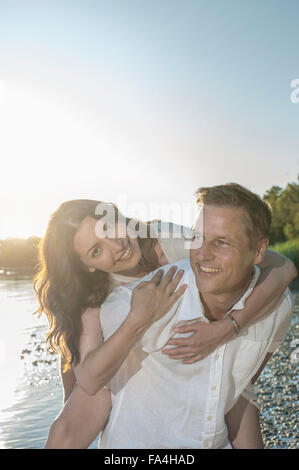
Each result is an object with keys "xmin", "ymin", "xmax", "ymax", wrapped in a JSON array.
[{"xmin": 114, "ymin": 251, "xmax": 142, "ymax": 275}]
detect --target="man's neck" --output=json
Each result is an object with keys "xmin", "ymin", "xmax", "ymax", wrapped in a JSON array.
[{"xmin": 199, "ymin": 272, "xmax": 253, "ymax": 322}]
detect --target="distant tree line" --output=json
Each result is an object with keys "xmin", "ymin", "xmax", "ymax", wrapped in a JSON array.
[
  {"xmin": 0, "ymin": 177, "xmax": 298, "ymax": 272},
  {"xmin": 263, "ymin": 175, "xmax": 299, "ymax": 244},
  {"xmin": 0, "ymin": 236, "xmax": 40, "ymax": 273}
]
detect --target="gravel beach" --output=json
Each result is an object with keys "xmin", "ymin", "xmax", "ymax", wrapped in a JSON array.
[{"xmin": 255, "ymin": 291, "xmax": 299, "ymax": 449}]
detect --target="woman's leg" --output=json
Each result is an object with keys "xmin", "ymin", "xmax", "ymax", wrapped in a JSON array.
[
  {"xmin": 45, "ymin": 385, "xmax": 112, "ymax": 449},
  {"xmin": 225, "ymin": 395, "xmax": 264, "ymax": 449}
]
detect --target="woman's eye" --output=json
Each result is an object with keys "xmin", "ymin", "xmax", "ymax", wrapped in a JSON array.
[{"xmin": 92, "ymin": 246, "xmax": 102, "ymax": 257}]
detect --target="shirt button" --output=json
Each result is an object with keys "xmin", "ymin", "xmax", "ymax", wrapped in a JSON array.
[
  {"xmin": 214, "ymin": 353, "xmax": 219, "ymax": 360},
  {"xmin": 207, "ymin": 416, "xmax": 213, "ymax": 421},
  {"xmin": 211, "ymin": 386, "xmax": 216, "ymax": 391}
]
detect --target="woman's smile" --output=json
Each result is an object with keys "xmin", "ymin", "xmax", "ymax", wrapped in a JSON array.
[{"xmin": 117, "ymin": 241, "xmax": 133, "ymax": 262}]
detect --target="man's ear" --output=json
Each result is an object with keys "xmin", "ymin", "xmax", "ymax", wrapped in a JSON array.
[{"xmin": 254, "ymin": 238, "xmax": 269, "ymax": 265}]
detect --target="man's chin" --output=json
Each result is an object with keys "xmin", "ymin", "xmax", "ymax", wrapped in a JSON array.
[
  {"xmin": 195, "ymin": 282, "xmax": 221, "ymax": 296},
  {"xmin": 193, "ymin": 273, "xmax": 226, "ymax": 296}
]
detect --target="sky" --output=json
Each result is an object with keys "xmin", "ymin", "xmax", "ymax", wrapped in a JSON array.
[{"xmin": 0, "ymin": 0, "xmax": 298, "ymax": 238}]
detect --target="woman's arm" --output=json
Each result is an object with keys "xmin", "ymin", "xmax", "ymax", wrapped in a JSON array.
[
  {"xmin": 74, "ymin": 267, "xmax": 187, "ymax": 396},
  {"xmin": 60, "ymin": 356, "xmax": 77, "ymax": 403},
  {"xmin": 230, "ymin": 249, "xmax": 297, "ymax": 330},
  {"xmin": 73, "ymin": 304, "xmax": 148, "ymax": 396},
  {"xmin": 162, "ymin": 250, "xmax": 297, "ymax": 362},
  {"xmin": 45, "ymin": 386, "xmax": 111, "ymax": 449}
]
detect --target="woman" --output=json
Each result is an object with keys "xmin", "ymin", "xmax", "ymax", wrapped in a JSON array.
[{"xmin": 34, "ymin": 199, "xmax": 296, "ymax": 448}]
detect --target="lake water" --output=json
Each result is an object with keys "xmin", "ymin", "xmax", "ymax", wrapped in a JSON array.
[
  {"xmin": 0, "ymin": 278, "xmax": 297, "ymax": 449},
  {"xmin": 0, "ymin": 278, "xmax": 99, "ymax": 449}
]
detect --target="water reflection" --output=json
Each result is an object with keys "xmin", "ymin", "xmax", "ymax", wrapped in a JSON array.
[{"xmin": 0, "ymin": 279, "xmax": 62, "ymax": 449}]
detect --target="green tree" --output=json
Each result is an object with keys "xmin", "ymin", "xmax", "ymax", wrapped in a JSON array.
[{"xmin": 263, "ymin": 176, "xmax": 299, "ymax": 244}]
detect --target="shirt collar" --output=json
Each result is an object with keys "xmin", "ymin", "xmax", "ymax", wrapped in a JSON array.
[
  {"xmin": 226, "ymin": 265, "xmax": 261, "ymax": 314},
  {"xmin": 192, "ymin": 264, "xmax": 261, "ymax": 320}
]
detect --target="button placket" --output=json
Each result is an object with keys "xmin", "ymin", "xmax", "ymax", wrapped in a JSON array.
[{"xmin": 202, "ymin": 345, "xmax": 226, "ymax": 448}]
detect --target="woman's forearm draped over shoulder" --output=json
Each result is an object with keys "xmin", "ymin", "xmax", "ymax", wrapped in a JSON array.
[{"xmin": 231, "ymin": 249, "xmax": 297, "ymax": 330}]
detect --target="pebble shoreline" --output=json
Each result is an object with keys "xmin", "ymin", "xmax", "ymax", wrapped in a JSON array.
[{"xmin": 255, "ymin": 292, "xmax": 299, "ymax": 449}]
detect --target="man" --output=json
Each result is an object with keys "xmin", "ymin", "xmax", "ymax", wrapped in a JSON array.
[
  {"xmin": 96, "ymin": 183, "xmax": 293, "ymax": 449},
  {"xmin": 47, "ymin": 183, "xmax": 294, "ymax": 448}
]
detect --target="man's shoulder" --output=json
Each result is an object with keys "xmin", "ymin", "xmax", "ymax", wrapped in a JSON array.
[
  {"xmin": 105, "ymin": 259, "xmax": 192, "ymax": 300},
  {"xmin": 145, "ymin": 258, "xmax": 192, "ymax": 282}
]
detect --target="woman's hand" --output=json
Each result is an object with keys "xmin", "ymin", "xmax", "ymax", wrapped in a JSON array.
[
  {"xmin": 161, "ymin": 316, "xmax": 234, "ymax": 363},
  {"xmin": 129, "ymin": 266, "xmax": 188, "ymax": 331}
]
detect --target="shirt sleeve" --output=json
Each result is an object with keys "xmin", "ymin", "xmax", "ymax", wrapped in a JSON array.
[{"xmin": 100, "ymin": 287, "xmax": 132, "ymax": 340}]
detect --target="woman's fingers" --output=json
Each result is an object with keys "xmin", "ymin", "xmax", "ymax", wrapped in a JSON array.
[
  {"xmin": 149, "ymin": 269, "xmax": 164, "ymax": 285},
  {"xmin": 182, "ymin": 354, "xmax": 203, "ymax": 364},
  {"xmin": 162, "ymin": 346, "xmax": 193, "ymax": 355},
  {"xmin": 161, "ymin": 345, "xmax": 204, "ymax": 362},
  {"xmin": 161, "ymin": 347, "xmax": 197, "ymax": 360},
  {"xmin": 173, "ymin": 323, "xmax": 199, "ymax": 334},
  {"xmin": 166, "ymin": 269, "xmax": 185, "ymax": 295},
  {"xmin": 168, "ymin": 283, "xmax": 188, "ymax": 305},
  {"xmin": 148, "ymin": 266, "xmax": 185, "ymax": 294},
  {"xmin": 159, "ymin": 266, "xmax": 178, "ymax": 289},
  {"xmin": 165, "ymin": 336, "xmax": 192, "ymax": 347}
]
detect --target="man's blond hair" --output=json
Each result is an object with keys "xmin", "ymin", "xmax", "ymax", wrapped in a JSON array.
[{"xmin": 195, "ymin": 183, "xmax": 272, "ymax": 246}]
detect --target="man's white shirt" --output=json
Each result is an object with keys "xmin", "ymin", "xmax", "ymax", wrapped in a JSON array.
[{"xmin": 99, "ymin": 258, "xmax": 293, "ymax": 449}]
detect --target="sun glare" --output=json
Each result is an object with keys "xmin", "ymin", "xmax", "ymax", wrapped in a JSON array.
[{"xmin": 0, "ymin": 79, "xmax": 115, "ymax": 239}]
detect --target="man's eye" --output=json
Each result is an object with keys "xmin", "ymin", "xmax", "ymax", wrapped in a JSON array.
[{"xmin": 217, "ymin": 240, "xmax": 229, "ymax": 247}]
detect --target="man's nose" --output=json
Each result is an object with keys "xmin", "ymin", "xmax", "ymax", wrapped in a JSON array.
[{"xmin": 197, "ymin": 241, "xmax": 214, "ymax": 261}]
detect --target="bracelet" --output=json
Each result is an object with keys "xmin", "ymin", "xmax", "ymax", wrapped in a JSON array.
[{"xmin": 227, "ymin": 312, "xmax": 241, "ymax": 336}]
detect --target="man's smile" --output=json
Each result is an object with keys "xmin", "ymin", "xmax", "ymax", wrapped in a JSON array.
[{"xmin": 197, "ymin": 264, "xmax": 223, "ymax": 274}]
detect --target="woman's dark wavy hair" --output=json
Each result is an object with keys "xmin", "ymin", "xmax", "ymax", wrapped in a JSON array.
[{"xmin": 34, "ymin": 199, "xmax": 146, "ymax": 371}]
